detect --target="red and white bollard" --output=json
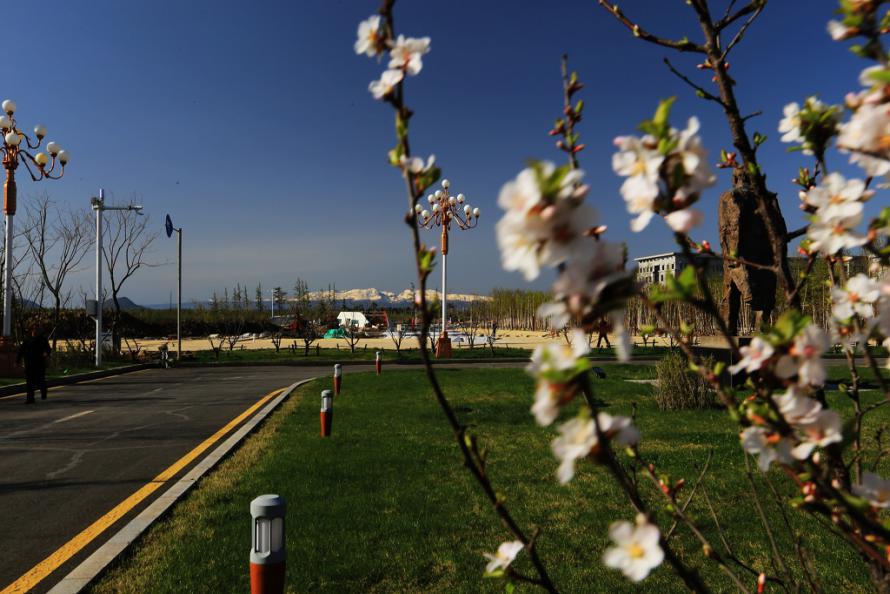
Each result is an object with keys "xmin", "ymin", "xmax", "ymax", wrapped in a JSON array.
[
  {"xmin": 320, "ymin": 389, "xmax": 333, "ymax": 437},
  {"xmin": 375, "ymin": 351, "xmax": 382, "ymax": 376},
  {"xmin": 250, "ymin": 494, "xmax": 286, "ymax": 594},
  {"xmin": 333, "ymin": 364, "xmax": 342, "ymax": 395}
]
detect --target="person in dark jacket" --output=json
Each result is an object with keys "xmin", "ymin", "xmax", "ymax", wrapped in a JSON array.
[{"xmin": 17, "ymin": 326, "xmax": 52, "ymax": 404}]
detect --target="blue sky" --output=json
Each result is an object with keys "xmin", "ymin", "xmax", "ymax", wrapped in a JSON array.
[{"xmin": 3, "ymin": 0, "xmax": 870, "ymax": 303}]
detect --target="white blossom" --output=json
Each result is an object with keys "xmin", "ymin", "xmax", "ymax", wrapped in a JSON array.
[
  {"xmin": 400, "ymin": 153, "xmax": 435, "ymax": 174},
  {"xmin": 832, "ymin": 273, "xmax": 880, "ymax": 321},
  {"xmin": 807, "ymin": 214, "xmax": 868, "ymax": 255},
  {"xmin": 354, "ymin": 15, "xmax": 383, "ymax": 57},
  {"xmin": 838, "ymin": 102, "xmax": 890, "ymax": 178},
  {"xmin": 388, "ymin": 35, "xmax": 430, "ymax": 76},
  {"xmin": 368, "ymin": 68, "xmax": 404, "ymax": 100},
  {"xmin": 664, "ymin": 208, "xmax": 703, "ymax": 234},
  {"xmin": 853, "ymin": 472, "xmax": 890, "ymax": 508},
  {"xmin": 527, "ymin": 330, "xmax": 590, "ymax": 426},
  {"xmin": 496, "ymin": 163, "xmax": 593, "ymax": 281},
  {"xmin": 612, "ymin": 135, "xmax": 662, "ymax": 232},
  {"xmin": 551, "ymin": 412, "xmax": 639, "ymax": 484},
  {"xmin": 803, "ymin": 173, "xmax": 873, "ymax": 215},
  {"xmin": 598, "ymin": 412, "xmax": 640, "ymax": 447},
  {"xmin": 603, "ymin": 516, "xmax": 664, "ymax": 582},
  {"xmin": 773, "ymin": 387, "xmax": 822, "ymax": 426},
  {"xmin": 609, "ymin": 309, "xmax": 632, "ymax": 363},
  {"xmin": 483, "ymin": 540, "xmax": 524, "ymax": 575},
  {"xmin": 741, "ymin": 426, "xmax": 793, "ymax": 471},
  {"xmin": 612, "ymin": 118, "xmax": 714, "ymax": 233},
  {"xmin": 775, "ymin": 324, "xmax": 829, "ymax": 387},
  {"xmin": 791, "ymin": 410, "xmax": 843, "ymax": 460},
  {"xmin": 729, "ymin": 337, "xmax": 775, "ymax": 375},
  {"xmin": 552, "ymin": 416, "xmax": 597, "ymax": 484},
  {"xmin": 827, "ymin": 19, "xmax": 855, "ymax": 41},
  {"xmin": 674, "ymin": 117, "xmax": 716, "ymax": 199},
  {"xmin": 779, "ymin": 102, "xmax": 804, "ymax": 143}
]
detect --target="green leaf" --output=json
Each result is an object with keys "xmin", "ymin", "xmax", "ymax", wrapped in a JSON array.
[
  {"xmin": 653, "ymin": 97, "xmax": 677, "ymax": 130},
  {"xmin": 387, "ymin": 146, "xmax": 404, "ymax": 166},
  {"xmin": 395, "ymin": 113, "xmax": 408, "ymax": 139},
  {"xmin": 676, "ymin": 266, "xmax": 697, "ymax": 296},
  {"xmin": 867, "ymin": 68, "xmax": 890, "ymax": 84}
]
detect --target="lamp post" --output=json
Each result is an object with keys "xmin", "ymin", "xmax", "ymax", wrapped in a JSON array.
[
  {"xmin": 91, "ymin": 190, "xmax": 142, "ymax": 367},
  {"xmin": 415, "ymin": 179, "xmax": 480, "ymax": 358},
  {"xmin": 165, "ymin": 214, "xmax": 182, "ymax": 361},
  {"xmin": 0, "ymin": 99, "xmax": 67, "ymax": 352}
]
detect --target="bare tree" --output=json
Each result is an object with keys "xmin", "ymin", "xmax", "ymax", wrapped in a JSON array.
[
  {"xmin": 388, "ymin": 324, "xmax": 406, "ymax": 354},
  {"xmin": 23, "ymin": 195, "xmax": 93, "ymax": 349},
  {"xmin": 462, "ymin": 301, "xmax": 489, "ymax": 349},
  {"xmin": 207, "ymin": 334, "xmax": 224, "ymax": 360},
  {"xmin": 291, "ymin": 279, "xmax": 320, "ymax": 356},
  {"xmin": 271, "ymin": 331, "xmax": 283, "ymax": 353},
  {"xmin": 339, "ymin": 319, "xmax": 362, "ymax": 353},
  {"xmin": 102, "ymin": 206, "xmax": 157, "ymax": 326}
]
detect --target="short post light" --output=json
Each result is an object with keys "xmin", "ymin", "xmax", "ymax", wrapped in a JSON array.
[
  {"xmin": 249, "ymin": 494, "xmax": 286, "ymax": 594},
  {"xmin": 320, "ymin": 389, "xmax": 333, "ymax": 437},
  {"xmin": 375, "ymin": 350, "xmax": 382, "ymax": 376},
  {"xmin": 333, "ymin": 363, "xmax": 342, "ymax": 395},
  {"xmin": 415, "ymin": 178, "xmax": 480, "ymax": 358}
]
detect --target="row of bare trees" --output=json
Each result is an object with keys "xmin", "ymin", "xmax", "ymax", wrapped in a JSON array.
[{"xmin": 1, "ymin": 191, "xmax": 156, "ymax": 349}]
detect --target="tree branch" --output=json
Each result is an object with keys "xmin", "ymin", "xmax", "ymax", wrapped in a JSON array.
[{"xmin": 596, "ymin": 1, "xmax": 706, "ymax": 53}]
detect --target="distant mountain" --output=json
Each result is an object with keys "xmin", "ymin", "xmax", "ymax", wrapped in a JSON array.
[
  {"xmin": 142, "ymin": 288, "xmax": 490, "ymax": 311},
  {"xmin": 303, "ymin": 288, "xmax": 488, "ymax": 309},
  {"xmin": 105, "ymin": 297, "xmax": 145, "ymax": 311}
]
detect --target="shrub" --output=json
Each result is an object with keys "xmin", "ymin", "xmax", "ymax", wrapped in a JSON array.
[{"xmin": 655, "ymin": 352, "xmax": 716, "ymax": 411}]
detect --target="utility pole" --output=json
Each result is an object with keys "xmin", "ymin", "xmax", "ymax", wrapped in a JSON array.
[{"xmin": 92, "ymin": 190, "xmax": 142, "ymax": 367}]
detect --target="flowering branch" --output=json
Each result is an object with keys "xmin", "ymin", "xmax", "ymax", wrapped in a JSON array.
[{"xmin": 357, "ymin": 4, "xmax": 559, "ymax": 591}]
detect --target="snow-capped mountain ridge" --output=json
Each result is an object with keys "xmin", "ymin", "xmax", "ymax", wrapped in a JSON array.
[{"xmin": 303, "ymin": 288, "xmax": 488, "ymax": 307}]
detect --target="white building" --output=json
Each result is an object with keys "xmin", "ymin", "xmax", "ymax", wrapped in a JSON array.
[
  {"xmin": 337, "ymin": 311, "xmax": 369, "ymax": 329},
  {"xmin": 635, "ymin": 252, "xmax": 722, "ymax": 285}
]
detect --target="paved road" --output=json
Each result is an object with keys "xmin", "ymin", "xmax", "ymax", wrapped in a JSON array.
[
  {"xmin": 0, "ymin": 365, "xmax": 347, "ymax": 594},
  {"xmin": 0, "ymin": 359, "xmax": 632, "ymax": 593}
]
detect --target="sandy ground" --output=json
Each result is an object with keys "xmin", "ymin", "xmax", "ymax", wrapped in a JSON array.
[{"xmin": 126, "ymin": 329, "xmax": 681, "ymax": 353}]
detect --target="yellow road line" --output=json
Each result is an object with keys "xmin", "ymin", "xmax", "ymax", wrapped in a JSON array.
[
  {"xmin": 0, "ymin": 369, "xmax": 153, "ymax": 401},
  {"xmin": 1, "ymin": 386, "xmax": 285, "ymax": 594}
]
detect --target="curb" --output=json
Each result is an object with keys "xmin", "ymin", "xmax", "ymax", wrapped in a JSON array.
[
  {"xmin": 46, "ymin": 378, "xmax": 312, "ymax": 594},
  {"xmin": 0, "ymin": 364, "xmax": 153, "ymax": 398}
]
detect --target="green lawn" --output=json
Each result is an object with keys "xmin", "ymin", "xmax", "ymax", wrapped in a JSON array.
[{"xmin": 89, "ymin": 367, "xmax": 886, "ymax": 593}]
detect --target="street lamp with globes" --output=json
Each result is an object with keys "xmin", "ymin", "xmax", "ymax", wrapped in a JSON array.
[
  {"xmin": 0, "ymin": 99, "xmax": 67, "ymax": 368},
  {"xmin": 415, "ymin": 179, "xmax": 480, "ymax": 358}
]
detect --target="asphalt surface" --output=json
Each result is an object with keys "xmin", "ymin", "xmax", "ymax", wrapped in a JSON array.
[
  {"xmin": 0, "ymin": 365, "xmax": 342, "ymax": 594},
  {"xmin": 0, "ymin": 359, "xmax": 636, "ymax": 593}
]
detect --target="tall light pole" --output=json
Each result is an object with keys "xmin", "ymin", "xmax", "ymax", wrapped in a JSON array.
[
  {"xmin": 165, "ymin": 214, "xmax": 182, "ymax": 360},
  {"xmin": 91, "ymin": 190, "xmax": 142, "ymax": 367},
  {"xmin": 415, "ymin": 179, "xmax": 480, "ymax": 358},
  {"xmin": 0, "ymin": 99, "xmax": 67, "ymax": 350}
]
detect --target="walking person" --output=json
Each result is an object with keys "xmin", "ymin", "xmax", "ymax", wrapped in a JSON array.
[
  {"xmin": 17, "ymin": 325, "xmax": 52, "ymax": 404},
  {"xmin": 595, "ymin": 317, "xmax": 612, "ymax": 350}
]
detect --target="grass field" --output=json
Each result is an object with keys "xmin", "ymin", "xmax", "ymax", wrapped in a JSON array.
[
  {"xmin": 89, "ymin": 366, "xmax": 887, "ymax": 593},
  {"xmin": 186, "ymin": 345, "xmax": 675, "ymax": 364}
]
